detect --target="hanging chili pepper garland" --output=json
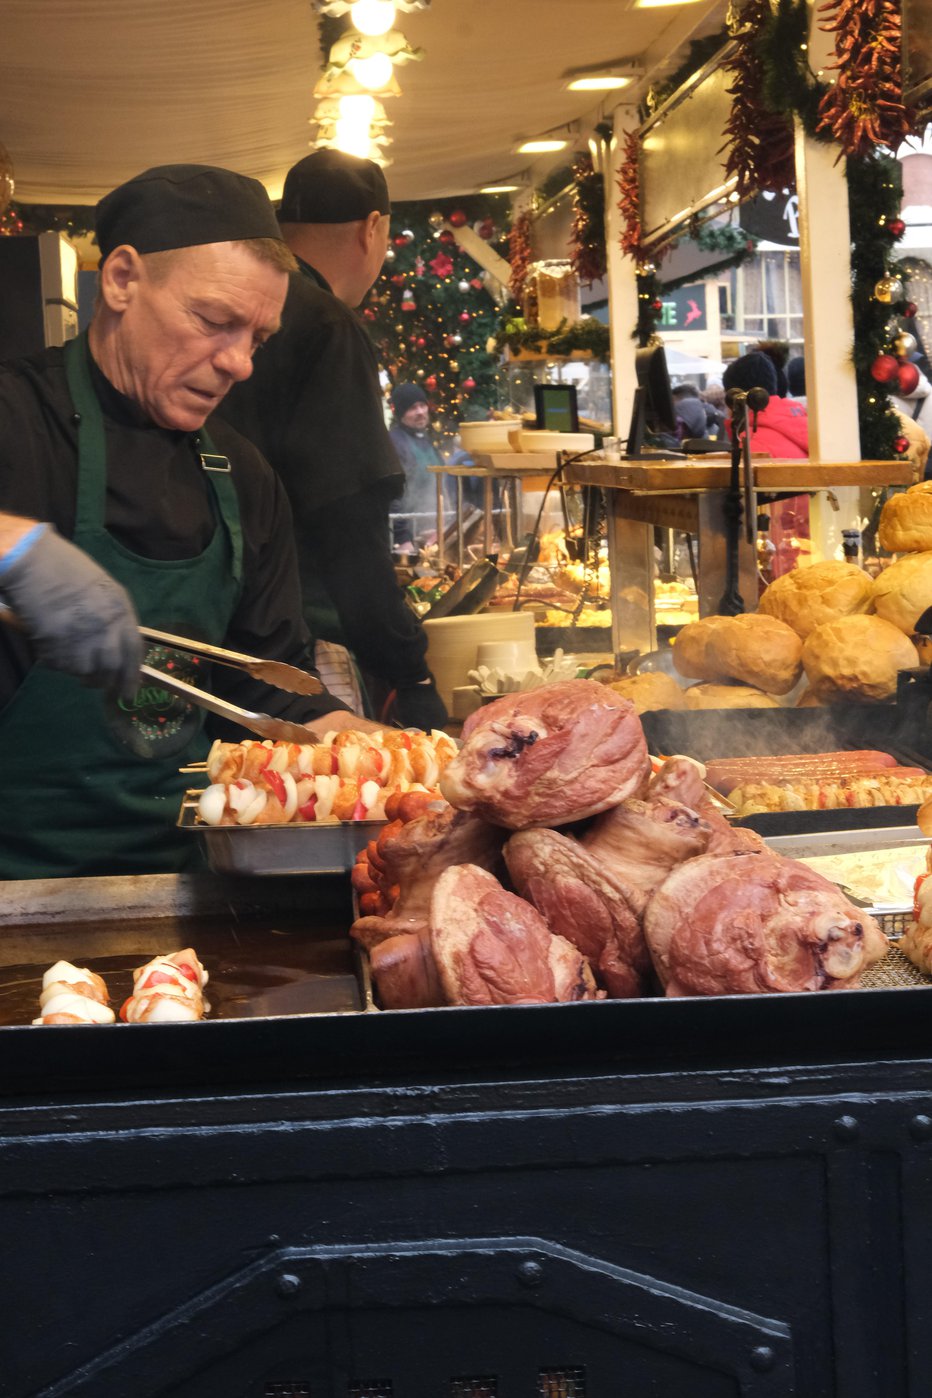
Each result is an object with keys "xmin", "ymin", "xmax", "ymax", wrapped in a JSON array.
[
  {"xmin": 617, "ymin": 130, "xmax": 643, "ymax": 259},
  {"xmin": 569, "ymin": 153, "xmax": 607, "ymax": 287},
  {"xmin": 816, "ymin": 0, "xmax": 912, "ymax": 158},
  {"xmin": 508, "ymin": 210, "xmax": 533, "ymax": 301},
  {"xmin": 721, "ymin": 0, "xmax": 796, "ymax": 199}
]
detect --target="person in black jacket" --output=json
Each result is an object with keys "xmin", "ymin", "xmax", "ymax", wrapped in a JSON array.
[{"xmin": 219, "ymin": 150, "xmax": 448, "ymax": 733}]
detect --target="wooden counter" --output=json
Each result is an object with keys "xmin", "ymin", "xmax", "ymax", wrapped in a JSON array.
[{"xmin": 565, "ymin": 456, "xmax": 913, "ymax": 493}]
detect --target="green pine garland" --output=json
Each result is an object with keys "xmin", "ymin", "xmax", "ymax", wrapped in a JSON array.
[{"xmin": 494, "ymin": 314, "xmax": 610, "ymax": 359}]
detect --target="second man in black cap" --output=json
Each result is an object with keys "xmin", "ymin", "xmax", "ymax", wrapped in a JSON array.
[{"xmin": 218, "ymin": 148, "xmax": 448, "ymax": 733}]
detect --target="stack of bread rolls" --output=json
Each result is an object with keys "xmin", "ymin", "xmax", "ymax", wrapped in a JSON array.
[{"xmin": 670, "ymin": 612, "xmax": 802, "ymax": 707}]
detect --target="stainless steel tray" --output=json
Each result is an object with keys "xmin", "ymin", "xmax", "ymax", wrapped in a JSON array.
[{"xmin": 178, "ymin": 795, "xmax": 382, "ymax": 876}]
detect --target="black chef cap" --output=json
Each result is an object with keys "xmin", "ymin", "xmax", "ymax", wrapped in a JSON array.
[
  {"xmin": 95, "ymin": 164, "xmax": 283, "ymax": 260},
  {"xmin": 279, "ymin": 149, "xmax": 391, "ymax": 224},
  {"xmin": 392, "ymin": 383, "xmax": 429, "ymax": 416}
]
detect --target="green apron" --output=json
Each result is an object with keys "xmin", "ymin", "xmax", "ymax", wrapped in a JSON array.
[{"xmin": 0, "ymin": 332, "xmax": 243, "ymax": 879}]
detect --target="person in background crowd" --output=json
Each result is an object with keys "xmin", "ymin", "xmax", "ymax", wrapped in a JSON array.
[
  {"xmin": 724, "ymin": 350, "xmax": 810, "ymax": 577},
  {"xmin": 219, "ymin": 149, "xmax": 448, "ymax": 733},
  {"xmin": 388, "ymin": 383, "xmax": 452, "ymax": 549},
  {"xmin": 753, "ymin": 340, "xmax": 790, "ymax": 398},
  {"xmin": 0, "ymin": 164, "xmax": 369, "ymax": 880},
  {"xmin": 673, "ymin": 382, "xmax": 721, "ymax": 440},
  {"xmin": 786, "ymin": 356, "xmax": 807, "ymax": 405}
]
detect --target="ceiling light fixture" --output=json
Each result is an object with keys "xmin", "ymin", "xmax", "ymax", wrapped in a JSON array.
[
  {"xmin": 480, "ymin": 184, "xmax": 521, "ymax": 193},
  {"xmin": 567, "ymin": 74, "xmax": 633, "ymax": 91},
  {"xmin": 350, "ymin": 51, "xmax": 395, "ymax": 89},
  {"xmin": 517, "ymin": 138, "xmax": 568, "ymax": 154}
]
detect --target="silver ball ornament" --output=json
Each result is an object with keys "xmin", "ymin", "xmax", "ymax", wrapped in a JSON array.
[
  {"xmin": 458, "ymin": 279, "xmax": 470, "ymax": 293},
  {"xmin": 874, "ymin": 276, "xmax": 904, "ymax": 304},
  {"xmin": 893, "ymin": 331, "xmax": 918, "ymax": 359}
]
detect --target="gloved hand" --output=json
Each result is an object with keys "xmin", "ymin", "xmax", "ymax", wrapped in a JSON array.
[
  {"xmin": 391, "ymin": 677, "xmax": 449, "ymax": 733},
  {"xmin": 0, "ymin": 524, "xmax": 143, "ymax": 699}
]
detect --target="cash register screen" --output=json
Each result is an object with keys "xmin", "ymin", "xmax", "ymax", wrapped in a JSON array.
[{"xmin": 534, "ymin": 383, "xmax": 579, "ymax": 432}]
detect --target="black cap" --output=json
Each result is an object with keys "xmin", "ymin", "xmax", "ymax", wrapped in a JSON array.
[
  {"xmin": 722, "ymin": 351, "xmax": 778, "ymax": 398},
  {"xmin": 95, "ymin": 164, "xmax": 283, "ymax": 260},
  {"xmin": 279, "ymin": 149, "xmax": 391, "ymax": 224},
  {"xmin": 392, "ymin": 383, "xmax": 428, "ymax": 416}
]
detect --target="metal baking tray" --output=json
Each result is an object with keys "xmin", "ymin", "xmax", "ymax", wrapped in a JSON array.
[
  {"xmin": 178, "ymin": 794, "xmax": 382, "ymax": 876},
  {"xmin": 0, "ymin": 870, "xmax": 375, "ymax": 1028}
]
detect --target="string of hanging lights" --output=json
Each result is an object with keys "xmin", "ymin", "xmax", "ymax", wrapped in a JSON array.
[{"xmin": 311, "ymin": 1, "xmax": 430, "ymax": 163}]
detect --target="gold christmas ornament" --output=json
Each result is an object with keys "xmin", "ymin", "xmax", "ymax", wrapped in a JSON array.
[
  {"xmin": 874, "ymin": 276, "xmax": 904, "ymax": 304},
  {"xmin": 0, "ymin": 143, "xmax": 14, "ymax": 218},
  {"xmin": 893, "ymin": 331, "xmax": 918, "ymax": 359}
]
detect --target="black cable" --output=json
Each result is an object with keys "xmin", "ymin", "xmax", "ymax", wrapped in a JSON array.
[{"xmin": 511, "ymin": 447, "xmax": 600, "ymax": 614}]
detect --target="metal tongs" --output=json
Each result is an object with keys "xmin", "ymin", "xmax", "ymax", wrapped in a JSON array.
[{"xmin": 137, "ymin": 626, "xmax": 323, "ymax": 746}]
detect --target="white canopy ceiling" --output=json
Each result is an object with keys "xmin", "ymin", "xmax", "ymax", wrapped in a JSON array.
[{"xmin": 2, "ymin": 0, "xmax": 724, "ymax": 208}]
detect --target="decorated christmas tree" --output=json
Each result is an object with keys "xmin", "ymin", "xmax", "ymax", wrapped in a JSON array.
[{"xmin": 362, "ymin": 197, "xmax": 509, "ymax": 444}]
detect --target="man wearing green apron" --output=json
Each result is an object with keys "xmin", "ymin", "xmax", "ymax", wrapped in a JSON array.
[{"xmin": 0, "ymin": 164, "xmax": 377, "ymax": 880}]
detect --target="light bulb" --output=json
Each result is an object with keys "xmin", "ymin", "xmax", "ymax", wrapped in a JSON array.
[
  {"xmin": 332, "ymin": 128, "xmax": 377, "ymax": 160},
  {"xmin": 338, "ymin": 94, "xmax": 377, "ymax": 123},
  {"xmin": 350, "ymin": 52, "xmax": 394, "ymax": 89},
  {"xmin": 350, "ymin": 0, "xmax": 396, "ymax": 35}
]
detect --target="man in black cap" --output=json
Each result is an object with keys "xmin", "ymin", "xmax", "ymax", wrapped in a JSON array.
[
  {"xmin": 388, "ymin": 383, "xmax": 448, "ymax": 550},
  {"xmin": 0, "ymin": 163, "xmax": 373, "ymax": 879},
  {"xmin": 218, "ymin": 148, "xmax": 448, "ymax": 733}
]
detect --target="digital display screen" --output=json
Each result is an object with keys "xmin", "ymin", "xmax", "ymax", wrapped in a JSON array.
[{"xmin": 534, "ymin": 384, "xmax": 579, "ymax": 432}]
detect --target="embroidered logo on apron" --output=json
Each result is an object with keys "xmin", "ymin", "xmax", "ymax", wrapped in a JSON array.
[{"xmin": 107, "ymin": 644, "xmax": 203, "ymax": 759}]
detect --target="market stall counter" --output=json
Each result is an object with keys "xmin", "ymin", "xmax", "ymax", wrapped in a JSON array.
[
  {"xmin": 3, "ymin": 849, "xmax": 932, "ymax": 1397},
  {"xmin": 565, "ymin": 456, "xmax": 914, "ymax": 654}
]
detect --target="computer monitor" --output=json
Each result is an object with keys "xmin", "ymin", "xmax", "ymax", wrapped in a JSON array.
[{"xmin": 625, "ymin": 344, "xmax": 682, "ymax": 459}]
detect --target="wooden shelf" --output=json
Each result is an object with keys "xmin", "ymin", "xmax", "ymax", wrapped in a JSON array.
[{"xmin": 565, "ymin": 457, "xmax": 914, "ymax": 493}]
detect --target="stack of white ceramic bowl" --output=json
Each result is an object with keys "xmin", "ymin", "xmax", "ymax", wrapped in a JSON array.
[
  {"xmin": 423, "ymin": 611, "xmax": 536, "ymax": 709},
  {"xmin": 456, "ymin": 419, "xmax": 521, "ymax": 455}
]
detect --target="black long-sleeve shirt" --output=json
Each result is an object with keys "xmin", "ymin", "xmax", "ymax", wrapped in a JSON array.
[
  {"xmin": 0, "ymin": 345, "xmax": 348, "ymax": 731},
  {"xmin": 219, "ymin": 260, "xmax": 432, "ymax": 690}
]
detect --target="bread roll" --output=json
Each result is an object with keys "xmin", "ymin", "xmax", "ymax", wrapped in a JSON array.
[
  {"xmin": 671, "ymin": 616, "xmax": 731, "ymax": 680},
  {"xmin": 878, "ymin": 482, "xmax": 932, "ymax": 553},
  {"xmin": 801, "ymin": 614, "xmax": 919, "ymax": 702},
  {"xmin": 704, "ymin": 613, "xmax": 803, "ymax": 694},
  {"xmin": 608, "ymin": 671, "xmax": 687, "ymax": 713},
  {"xmin": 871, "ymin": 550, "xmax": 932, "ymax": 634},
  {"xmin": 795, "ymin": 685, "xmax": 823, "ymax": 707},
  {"xmin": 758, "ymin": 561, "xmax": 873, "ymax": 639},
  {"xmin": 684, "ymin": 683, "xmax": 781, "ymax": 710}
]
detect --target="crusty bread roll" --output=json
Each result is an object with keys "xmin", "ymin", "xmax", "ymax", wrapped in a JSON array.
[
  {"xmin": 871, "ymin": 550, "xmax": 932, "ymax": 634},
  {"xmin": 795, "ymin": 685, "xmax": 823, "ymax": 707},
  {"xmin": 878, "ymin": 482, "xmax": 932, "ymax": 554},
  {"xmin": 684, "ymin": 683, "xmax": 781, "ymax": 710},
  {"xmin": 704, "ymin": 613, "xmax": 803, "ymax": 694},
  {"xmin": 801, "ymin": 614, "xmax": 919, "ymax": 702},
  {"xmin": 758, "ymin": 561, "xmax": 873, "ymax": 639},
  {"xmin": 671, "ymin": 616, "xmax": 731, "ymax": 680},
  {"xmin": 608, "ymin": 671, "xmax": 687, "ymax": 713}
]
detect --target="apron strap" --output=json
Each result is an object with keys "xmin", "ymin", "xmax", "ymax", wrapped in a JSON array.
[{"xmin": 63, "ymin": 334, "xmax": 244, "ymax": 589}]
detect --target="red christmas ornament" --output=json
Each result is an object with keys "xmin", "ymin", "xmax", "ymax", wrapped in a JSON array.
[
  {"xmin": 651, "ymin": 299, "xmax": 663, "ymax": 313},
  {"xmin": 416, "ymin": 336, "xmax": 427, "ymax": 348},
  {"xmin": 470, "ymin": 277, "xmax": 483, "ymax": 291},
  {"xmin": 444, "ymin": 334, "xmax": 458, "ymax": 347},
  {"xmin": 449, "ymin": 209, "xmax": 468, "ymax": 228},
  {"xmin": 477, "ymin": 218, "xmax": 494, "ymax": 240},
  {"xmin": 428, "ymin": 251, "xmax": 454, "ymax": 277},
  {"xmin": 462, "ymin": 376, "xmax": 477, "ymax": 392},
  {"xmin": 893, "ymin": 434, "xmax": 910, "ymax": 454},
  {"xmin": 887, "ymin": 217, "xmax": 906, "ymax": 238},
  {"xmin": 439, "ymin": 230, "xmax": 456, "ymax": 244},
  {"xmin": 905, "ymin": 301, "xmax": 918, "ymax": 318},
  {"xmin": 391, "ymin": 274, "xmax": 406, "ymax": 286},
  {"xmin": 424, "ymin": 375, "xmax": 438, "ymax": 391},
  {"xmin": 870, "ymin": 353, "xmax": 900, "ymax": 384},
  {"xmin": 401, "ymin": 298, "xmax": 416, "ymax": 313},
  {"xmin": 897, "ymin": 361, "xmax": 921, "ymax": 395},
  {"xmin": 393, "ymin": 234, "xmax": 409, "ymax": 247},
  {"xmin": 362, "ymin": 308, "xmax": 376, "ymax": 321},
  {"xmin": 459, "ymin": 311, "xmax": 471, "ymax": 323}
]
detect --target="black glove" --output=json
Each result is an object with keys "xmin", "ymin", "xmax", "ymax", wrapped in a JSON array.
[
  {"xmin": 391, "ymin": 678, "xmax": 449, "ymax": 733},
  {"xmin": 0, "ymin": 525, "xmax": 143, "ymax": 699}
]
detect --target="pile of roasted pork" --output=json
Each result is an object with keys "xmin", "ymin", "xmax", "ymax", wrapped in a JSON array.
[{"xmin": 350, "ymin": 681, "xmax": 889, "ymax": 1009}]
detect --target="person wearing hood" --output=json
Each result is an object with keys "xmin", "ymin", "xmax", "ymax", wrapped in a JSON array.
[
  {"xmin": 387, "ymin": 384, "xmax": 452, "ymax": 548},
  {"xmin": 673, "ymin": 395, "xmax": 710, "ymax": 442},
  {"xmin": 722, "ymin": 351, "xmax": 809, "ymax": 458}
]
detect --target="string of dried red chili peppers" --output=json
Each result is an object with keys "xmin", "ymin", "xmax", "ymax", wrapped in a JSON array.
[
  {"xmin": 570, "ymin": 154, "xmax": 607, "ymax": 287},
  {"xmin": 721, "ymin": 0, "xmax": 796, "ymax": 199},
  {"xmin": 816, "ymin": 0, "xmax": 912, "ymax": 158},
  {"xmin": 508, "ymin": 210, "xmax": 533, "ymax": 301},
  {"xmin": 617, "ymin": 130, "xmax": 643, "ymax": 259}
]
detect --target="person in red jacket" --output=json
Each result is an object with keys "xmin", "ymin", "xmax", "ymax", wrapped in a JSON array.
[{"xmin": 723, "ymin": 350, "xmax": 810, "ymax": 575}]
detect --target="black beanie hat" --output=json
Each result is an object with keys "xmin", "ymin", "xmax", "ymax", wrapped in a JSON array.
[
  {"xmin": 279, "ymin": 148, "xmax": 391, "ymax": 224},
  {"xmin": 722, "ymin": 351, "xmax": 779, "ymax": 398},
  {"xmin": 392, "ymin": 383, "xmax": 429, "ymax": 416},
  {"xmin": 787, "ymin": 356, "xmax": 806, "ymax": 396},
  {"xmin": 95, "ymin": 164, "xmax": 283, "ymax": 260}
]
